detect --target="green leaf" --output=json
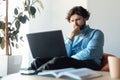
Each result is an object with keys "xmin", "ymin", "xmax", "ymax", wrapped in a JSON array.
[
  {"xmin": 10, "ymin": 35, "xmax": 14, "ymax": 41},
  {"xmin": 1, "ymin": 38, "xmax": 5, "ymax": 49},
  {"xmin": 12, "ymin": 30, "xmax": 19, "ymax": 36},
  {"xmin": 36, "ymin": 0, "xmax": 44, "ymax": 9},
  {"xmin": 11, "ymin": 42, "xmax": 14, "ymax": 47},
  {"xmin": 24, "ymin": 0, "xmax": 30, "ymax": 11},
  {"xmin": 18, "ymin": 16, "xmax": 26, "ymax": 23},
  {"xmin": 0, "ymin": 21, "xmax": 5, "ymax": 30},
  {"xmin": 15, "ymin": 43, "xmax": 19, "ymax": 48},
  {"xmin": 30, "ymin": 6, "xmax": 36, "ymax": 17},
  {"xmin": 24, "ymin": 15, "xmax": 29, "ymax": 21},
  {"xmin": 25, "ymin": 0, "xmax": 30, "ymax": 6},
  {"xmin": 8, "ymin": 22, "xmax": 12, "ymax": 26},
  {"xmin": 20, "ymin": 36, "xmax": 24, "ymax": 42},
  {"xmin": 0, "ymin": 37, "xmax": 3, "ymax": 43},
  {"xmin": 15, "ymin": 35, "xmax": 18, "ymax": 42},
  {"xmin": 14, "ymin": 8, "xmax": 18, "ymax": 15},
  {"xmin": 32, "ymin": 0, "xmax": 44, "ymax": 9},
  {"xmin": 15, "ymin": 20, "xmax": 20, "ymax": 30}
]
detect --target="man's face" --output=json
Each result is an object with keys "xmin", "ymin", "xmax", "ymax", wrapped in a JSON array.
[{"xmin": 70, "ymin": 14, "xmax": 86, "ymax": 30}]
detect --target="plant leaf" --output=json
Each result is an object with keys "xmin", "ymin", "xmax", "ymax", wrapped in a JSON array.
[
  {"xmin": 12, "ymin": 30, "xmax": 19, "ymax": 36},
  {"xmin": 15, "ymin": 43, "xmax": 19, "ymax": 48},
  {"xmin": 24, "ymin": 15, "xmax": 29, "ymax": 21},
  {"xmin": 15, "ymin": 20, "xmax": 20, "ymax": 30},
  {"xmin": 14, "ymin": 8, "xmax": 18, "ymax": 15},
  {"xmin": 25, "ymin": 0, "xmax": 30, "ymax": 6},
  {"xmin": 0, "ymin": 37, "xmax": 3, "ymax": 43},
  {"xmin": 11, "ymin": 42, "xmax": 14, "ymax": 47},
  {"xmin": 30, "ymin": 6, "xmax": 36, "ymax": 17},
  {"xmin": 10, "ymin": 35, "xmax": 14, "ymax": 41},
  {"xmin": 33, "ymin": 0, "xmax": 44, "ymax": 9},
  {"xmin": 18, "ymin": 16, "xmax": 26, "ymax": 23},
  {"xmin": 15, "ymin": 35, "xmax": 18, "ymax": 42},
  {"xmin": 1, "ymin": 38, "xmax": 5, "ymax": 49},
  {"xmin": 24, "ymin": 0, "xmax": 29, "ymax": 11},
  {"xmin": 0, "ymin": 21, "xmax": 5, "ymax": 30},
  {"xmin": 20, "ymin": 36, "xmax": 24, "ymax": 42}
]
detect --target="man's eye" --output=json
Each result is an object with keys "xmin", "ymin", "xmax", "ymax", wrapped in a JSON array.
[{"xmin": 70, "ymin": 20, "xmax": 74, "ymax": 22}]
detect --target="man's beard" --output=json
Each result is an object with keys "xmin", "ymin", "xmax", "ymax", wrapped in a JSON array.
[{"xmin": 79, "ymin": 23, "xmax": 86, "ymax": 30}]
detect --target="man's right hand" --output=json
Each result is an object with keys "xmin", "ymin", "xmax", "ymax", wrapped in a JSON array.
[{"xmin": 69, "ymin": 27, "xmax": 81, "ymax": 40}]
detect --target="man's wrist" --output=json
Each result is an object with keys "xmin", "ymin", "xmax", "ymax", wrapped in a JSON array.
[{"xmin": 68, "ymin": 35, "xmax": 74, "ymax": 40}]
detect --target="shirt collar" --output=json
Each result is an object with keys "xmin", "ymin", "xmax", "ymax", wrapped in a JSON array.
[
  {"xmin": 81, "ymin": 25, "xmax": 90, "ymax": 35},
  {"xmin": 75, "ymin": 25, "xmax": 91, "ymax": 37}
]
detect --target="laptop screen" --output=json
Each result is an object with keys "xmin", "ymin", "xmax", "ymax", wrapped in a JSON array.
[{"xmin": 27, "ymin": 30, "xmax": 67, "ymax": 58}]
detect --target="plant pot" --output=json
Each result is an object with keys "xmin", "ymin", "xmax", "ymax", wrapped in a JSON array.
[
  {"xmin": 7, "ymin": 55, "xmax": 22, "ymax": 75},
  {"xmin": 0, "ymin": 56, "xmax": 8, "ymax": 76}
]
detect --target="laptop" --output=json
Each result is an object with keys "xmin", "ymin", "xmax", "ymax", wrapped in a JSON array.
[{"xmin": 27, "ymin": 30, "xmax": 67, "ymax": 59}]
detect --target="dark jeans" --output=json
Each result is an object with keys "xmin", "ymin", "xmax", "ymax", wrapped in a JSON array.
[{"xmin": 29, "ymin": 56, "xmax": 102, "ymax": 72}]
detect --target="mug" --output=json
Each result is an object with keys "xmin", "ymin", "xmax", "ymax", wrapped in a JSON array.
[{"xmin": 108, "ymin": 56, "xmax": 120, "ymax": 79}]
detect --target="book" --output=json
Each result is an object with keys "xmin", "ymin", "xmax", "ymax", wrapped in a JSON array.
[{"xmin": 37, "ymin": 68, "xmax": 102, "ymax": 80}]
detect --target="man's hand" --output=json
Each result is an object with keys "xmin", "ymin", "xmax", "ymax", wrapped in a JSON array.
[{"xmin": 69, "ymin": 27, "xmax": 81, "ymax": 40}]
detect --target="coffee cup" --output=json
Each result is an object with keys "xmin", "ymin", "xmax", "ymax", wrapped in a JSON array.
[{"xmin": 108, "ymin": 56, "xmax": 120, "ymax": 79}]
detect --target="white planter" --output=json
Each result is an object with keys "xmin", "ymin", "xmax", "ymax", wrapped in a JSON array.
[
  {"xmin": 0, "ymin": 55, "xmax": 22, "ymax": 76},
  {"xmin": 7, "ymin": 55, "xmax": 22, "ymax": 75},
  {"xmin": 0, "ymin": 56, "xmax": 8, "ymax": 76}
]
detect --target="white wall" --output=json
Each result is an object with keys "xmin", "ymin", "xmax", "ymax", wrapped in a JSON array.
[
  {"xmin": 29, "ymin": 0, "xmax": 87, "ymax": 37},
  {"xmin": 87, "ymin": 0, "xmax": 120, "ymax": 57}
]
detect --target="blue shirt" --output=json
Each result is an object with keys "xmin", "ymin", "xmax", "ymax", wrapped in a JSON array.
[{"xmin": 65, "ymin": 25, "xmax": 104, "ymax": 65}]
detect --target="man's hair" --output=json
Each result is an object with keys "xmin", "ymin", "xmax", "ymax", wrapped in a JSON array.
[{"xmin": 66, "ymin": 6, "xmax": 90, "ymax": 22}]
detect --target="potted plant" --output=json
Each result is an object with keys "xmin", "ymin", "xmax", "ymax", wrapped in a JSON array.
[
  {"xmin": 0, "ymin": 0, "xmax": 43, "ymax": 75},
  {"xmin": 0, "ymin": 0, "xmax": 43, "ymax": 55}
]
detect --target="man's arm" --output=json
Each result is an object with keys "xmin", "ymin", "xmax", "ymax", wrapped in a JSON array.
[
  {"xmin": 71, "ymin": 30, "xmax": 104, "ymax": 60},
  {"xmin": 64, "ymin": 38, "xmax": 73, "ymax": 57},
  {"xmin": 65, "ymin": 27, "xmax": 81, "ymax": 57}
]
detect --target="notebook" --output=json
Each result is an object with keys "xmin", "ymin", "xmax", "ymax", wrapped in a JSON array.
[{"xmin": 27, "ymin": 30, "xmax": 67, "ymax": 59}]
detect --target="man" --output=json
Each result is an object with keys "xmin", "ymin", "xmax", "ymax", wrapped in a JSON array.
[
  {"xmin": 29, "ymin": 6, "xmax": 104, "ymax": 73},
  {"xmin": 64, "ymin": 6, "xmax": 104, "ymax": 70}
]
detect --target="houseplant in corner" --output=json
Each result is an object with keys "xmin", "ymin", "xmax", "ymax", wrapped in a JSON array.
[
  {"xmin": 0, "ymin": 0, "xmax": 43, "ymax": 75},
  {"xmin": 0, "ymin": 0, "xmax": 43, "ymax": 55}
]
